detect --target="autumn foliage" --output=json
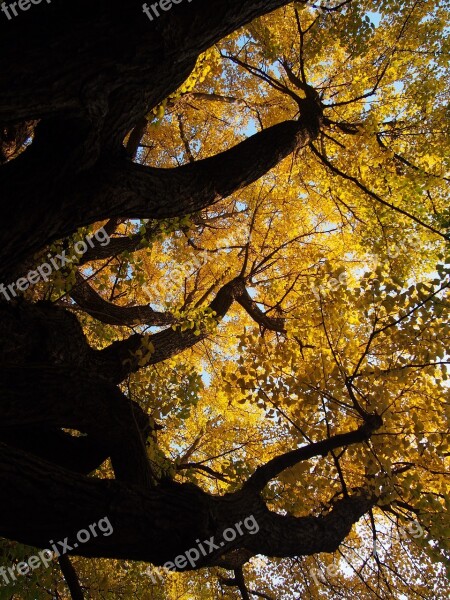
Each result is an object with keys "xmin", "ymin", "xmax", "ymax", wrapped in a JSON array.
[{"xmin": 0, "ymin": 0, "xmax": 449, "ymax": 598}]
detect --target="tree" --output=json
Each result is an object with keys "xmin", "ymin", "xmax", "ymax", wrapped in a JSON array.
[{"xmin": 0, "ymin": 0, "xmax": 449, "ymax": 598}]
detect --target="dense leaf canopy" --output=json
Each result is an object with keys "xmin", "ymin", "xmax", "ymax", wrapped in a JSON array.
[{"xmin": 0, "ymin": 0, "xmax": 449, "ymax": 598}]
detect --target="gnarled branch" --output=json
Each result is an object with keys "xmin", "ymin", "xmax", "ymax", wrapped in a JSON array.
[
  {"xmin": 243, "ymin": 415, "xmax": 383, "ymax": 494},
  {"xmin": 70, "ymin": 271, "xmax": 175, "ymax": 327}
]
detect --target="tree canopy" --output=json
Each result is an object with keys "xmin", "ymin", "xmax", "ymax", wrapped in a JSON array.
[{"xmin": 0, "ymin": 0, "xmax": 449, "ymax": 598}]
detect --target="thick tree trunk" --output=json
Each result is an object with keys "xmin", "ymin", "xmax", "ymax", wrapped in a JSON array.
[
  {"xmin": 0, "ymin": 0, "xmax": 379, "ymax": 573},
  {"xmin": 0, "ymin": 0, "xmax": 304, "ymax": 279},
  {"xmin": 0, "ymin": 1, "xmax": 297, "ymax": 131},
  {"xmin": 0, "ymin": 443, "xmax": 376, "ymax": 567},
  {"xmin": 0, "ymin": 114, "xmax": 321, "ymax": 281},
  {"xmin": 0, "ymin": 365, "xmax": 154, "ymax": 485}
]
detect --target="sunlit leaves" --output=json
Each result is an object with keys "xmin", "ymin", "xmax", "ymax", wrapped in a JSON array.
[{"xmin": 9, "ymin": 0, "xmax": 450, "ymax": 597}]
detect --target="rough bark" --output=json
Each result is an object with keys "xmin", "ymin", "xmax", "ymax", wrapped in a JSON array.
[
  {"xmin": 0, "ymin": 442, "xmax": 378, "ymax": 566},
  {"xmin": 92, "ymin": 276, "xmax": 289, "ymax": 383},
  {"xmin": 70, "ymin": 271, "xmax": 176, "ymax": 327},
  {"xmin": 0, "ymin": 426, "xmax": 110, "ymax": 475},
  {"xmin": 0, "ymin": 1, "xmax": 300, "ymax": 129},
  {"xmin": 0, "ymin": 115, "xmax": 321, "ymax": 280},
  {"xmin": 0, "ymin": 0, "xmax": 382, "ymax": 574},
  {"xmin": 0, "ymin": 0, "xmax": 310, "ymax": 279},
  {"xmin": 0, "ymin": 366, "xmax": 154, "ymax": 486}
]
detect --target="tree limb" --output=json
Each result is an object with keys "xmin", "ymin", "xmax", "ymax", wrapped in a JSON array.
[
  {"xmin": 58, "ymin": 555, "xmax": 85, "ymax": 600},
  {"xmin": 70, "ymin": 271, "xmax": 175, "ymax": 327},
  {"xmin": 0, "ymin": 443, "xmax": 379, "ymax": 564},
  {"xmin": 243, "ymin": 415, "xmax": 383, "ymax": 494},
  {"xmin": 0, "ymin": 426, "xmax": 109, "ymax": 476},
  {"xmin": 93, "ymin": 276, "xmax": 289, "ymax": 382},
  {"xmin": 1, "ymin": 117, "xmax": 321, "ymax": 279},
  {"xmin": 0, "ymin": 366, "xmax": 155, "ymax": 486}
]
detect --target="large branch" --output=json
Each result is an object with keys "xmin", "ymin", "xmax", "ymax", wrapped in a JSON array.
[
  {"xmin": 92, "ymin": 277, "xmax": 242, "ymax": 382},
  {"xmin": 0, "ymin": 426, "xmax": 109, "ymax": 476},
  {"xmin": 244, "ymin": 489, "xmax": 378, "ymax": 559},
  {"xmin": 78, "ymin": 213, "xmax": 210, "ymax": 265},
  {"xmin": 72, "ymin": 269, "xmax": 287, "ymax": 330},
  {"xmin": 234, "ymin": 282, "xmax": 286, "ymax": 333},
  {"xmin": 0, "ymin": 115, "xmax": 321, "ymax": 279},
  {"xmin": 92, "ymin": 276, "xmax": 290, "ymax": 382},
  {"xmin": 0, "ymin": 443, "xmax": 213, "ymax": 564},
  {"xmin": 0, "ymin": 443, "xmax": 378, "ymax": 565},
  {"xmin": 75, "ymin": 116, "xmax": 322, "ymax": 222},
  {"xmin": 70, "ymin": 271, "xmax": 175, "ymax": 327},
  {"xmin": 0, "ymin": 366, "xmax": 154, "ymax": 486},
  {"xmin": 0, "ymin": 1, "xmax": 299, "ymax": 130},
  {"xmin": 243, "ymin": 415, "xmax": 383, "ymax": 494},
  {"xmin": 79, "ymin": 228, "xmax": 158, "ymax": 265},
  {"xmin": 0, "ymin": 0, "xmax": 314, "ymax": 281}
]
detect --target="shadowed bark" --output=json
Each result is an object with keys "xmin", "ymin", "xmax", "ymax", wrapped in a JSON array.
[
  {"xmin": 0, "ymin": 0, "xmax": 385, "ymax": 577},
  {"xmin": 70, "ymin": 271, "xmax": 176, "ymax": 327},
  {"xmin": 0, "ymin": 366, "xmax": 154, "ymax": 486},
  {"xmin": 0, "ymin": 115, "xmax": 321, "ymax": 280},
  {"xmin": 92, "ymin": 276, "xmax": 289, "ymax": 383},
  {"xmin": 0, "ymin": 442, "xmax": 378, "ymax": 566},
  {"xmin": 0, "ymin": 426, "xmax": 110, "ymax": 475},
  {"xmin": 0, "ymin": 0, "xmax": 312, "ymax": 279}
]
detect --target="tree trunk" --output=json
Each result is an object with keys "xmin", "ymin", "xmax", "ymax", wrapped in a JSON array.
[
  {"xmin": 0, "ymin": 443, "xmax": 376, "ymax": 567},
  {"xmin": 0, "ymin": 0, "xmax": 380, "ymax": 574}
]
